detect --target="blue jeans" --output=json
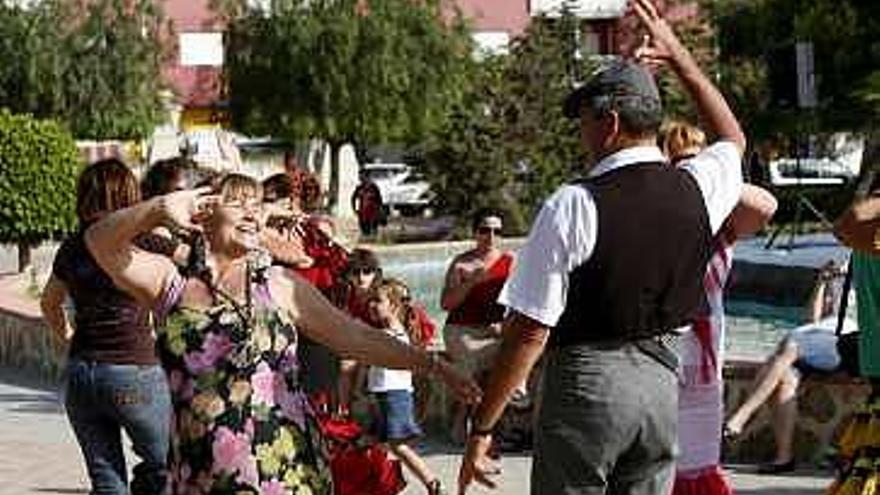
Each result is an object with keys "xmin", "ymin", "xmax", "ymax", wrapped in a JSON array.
[{"xmin": 64, "ymin": 359, "xmax": 171, "ymax": 495}]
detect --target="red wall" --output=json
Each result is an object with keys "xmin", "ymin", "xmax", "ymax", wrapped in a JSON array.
[
  {"xmin": 162, "ymin": 0, "xmax": 220, "ymax": 31},
  {"xmin": 161, "ymin": 0, "xmax": 222, "ymax": 107},
  {"xmin": 455, "ymin": 0, "xmax": 530, "ymax": 35}
]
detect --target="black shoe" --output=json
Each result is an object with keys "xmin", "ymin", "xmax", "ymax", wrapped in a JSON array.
[
  {"xmin": 427, "ymin": 479, "xmax": 446, "ymax": 495},
  {"xmin": 757, "ymin": 459, "xmax": 796, "ymax": 474},
  {"xmin": 722, "ymin": 424, "xmax": 740, "ymax": 443}
]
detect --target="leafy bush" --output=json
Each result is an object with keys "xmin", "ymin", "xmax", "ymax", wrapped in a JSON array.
[{"xmin": 0, "ymin": 110, "xmax": 81, "ymax": 269}]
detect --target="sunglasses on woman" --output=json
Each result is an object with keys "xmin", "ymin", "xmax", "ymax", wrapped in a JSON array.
[{"xmin": 477, "ymin": 226, "xmax": 502, "ymax": 235}]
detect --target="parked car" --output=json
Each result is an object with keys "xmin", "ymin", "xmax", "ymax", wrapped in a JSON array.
[{"xmin": 362, "ymin": 162, "xmax": 434, "ymax": 216}]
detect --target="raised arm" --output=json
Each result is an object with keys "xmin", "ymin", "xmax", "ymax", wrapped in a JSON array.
[
  {"xmin": 834, "ymin": 196, "xmax": 880, "ymax": 254},
  {"xmin": 634, "ymin": 0, "xmax": 746, "ymax": 154},
  {"xmin": 85, "ymin": 190, "xmax": 208, "ymax": 307},
  {"xmin": 728, "ymin": 185, "xmax": 778, "ymax": 238}
]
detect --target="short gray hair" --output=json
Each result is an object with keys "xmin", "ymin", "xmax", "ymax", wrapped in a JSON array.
[{"xmin": 582, "ymin": 93, "xmax": 663, "ymax": 138}]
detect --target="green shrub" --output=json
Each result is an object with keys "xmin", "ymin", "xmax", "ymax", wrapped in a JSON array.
[{"xmin": 0, "ymin": 110, "xmax": 81, "ymax": 270}]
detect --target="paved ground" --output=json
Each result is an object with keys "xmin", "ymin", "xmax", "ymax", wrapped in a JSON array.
[{"xmin": 0, "ymin": 373, "xmax": 832, "ymax": 495}]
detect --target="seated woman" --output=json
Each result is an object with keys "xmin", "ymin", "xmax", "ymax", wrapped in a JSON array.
[
  {"xmin": 84, "ymin": 174, "xmax": 480, "ymax": 494},
  {"xmin": 724, "ymin": 259, "xmax": 855, "ymax": 473}
]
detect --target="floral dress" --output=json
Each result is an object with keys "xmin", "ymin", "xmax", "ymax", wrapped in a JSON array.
[{"xmin": 157, "ymin": 275, "xmax": 333, "ymax": 495}]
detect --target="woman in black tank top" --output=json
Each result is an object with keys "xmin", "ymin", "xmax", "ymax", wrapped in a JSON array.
[{"xmin": 41, "ymin": 159, "xmax": 171, "ymax": 495}]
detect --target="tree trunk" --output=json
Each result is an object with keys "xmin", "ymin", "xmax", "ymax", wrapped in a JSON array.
[
  {"xmin": 17, "ymin": 241, "xmax": 32, "ymax": 273},
  {"xmin": 327, "ymin": 141, "xmax": 341, "ymax": 213}
]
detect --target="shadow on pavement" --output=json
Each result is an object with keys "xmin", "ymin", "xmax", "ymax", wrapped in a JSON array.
[
  {"xmin": 33, "ymin": 488, "xmax": 88, "ymax": 494},
  {"xmin": 737, "ymin": 489, "xmax": 824, "ymax": 495},
  {"xmin": 0, "ymin": 392, "xmax": 63, "ymax": 414}
]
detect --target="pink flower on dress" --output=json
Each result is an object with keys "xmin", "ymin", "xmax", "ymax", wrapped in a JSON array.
[
  {"xmin": 260, "ymin": 479, "xmax": 289, "ymax": 495},
  {"xmin": 278, "ymin": 346, "xmax": 299, "ymax": 373},
  {"xmin": 251, "ymin": 362, "xmax": 279, "ymax": 407},
  {"xmin": 185, "ymin": 332, "xmax": 234, "ymax": 374},
  {"xmin": 278, "ymin": 387, "xmax": 307, "ymax": 430},
  {"xmin": 238, "ymin": 456, "xmax": 259, "ymax": 487},
  {"xmin": 211, "ymin": 426, "xmax": 253, "ymax": 482}
]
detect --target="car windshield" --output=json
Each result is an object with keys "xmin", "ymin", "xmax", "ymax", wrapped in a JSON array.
[
  {"xmin": 402, "ymin": 170, "xmax": 426, "ymax": 183},
  {"xmin": 364, "ymin": 169, "xmax": 397, "ymax": 181}
]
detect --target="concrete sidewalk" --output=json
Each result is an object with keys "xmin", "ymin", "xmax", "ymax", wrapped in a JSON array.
[{"xmin": 0, "ymin": 375, "xmax": 832, "ymax": 495}]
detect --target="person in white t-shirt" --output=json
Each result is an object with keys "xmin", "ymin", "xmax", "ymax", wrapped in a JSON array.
[
  {"xmin": 368, "ymin": 278, "xmax": 445, "ymax": 495},
  {"xmin": 458, "ymin": 1, "xmax": 747, "ymax": 493}
]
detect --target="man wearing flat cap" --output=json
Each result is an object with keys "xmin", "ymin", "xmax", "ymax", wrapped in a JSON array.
[{"xmin": 458, "ymin": 1, "xmax": 745, "ymax": 494}]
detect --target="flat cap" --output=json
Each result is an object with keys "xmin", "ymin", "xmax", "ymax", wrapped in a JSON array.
[{"xmin": 563, "ymin": 58, "xmax": 662, "ymax": 119}]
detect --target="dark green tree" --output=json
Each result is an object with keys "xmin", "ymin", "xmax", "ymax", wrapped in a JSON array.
[
  {"xmin": 62, "ymin": 0, "xmax": 167, "ymax": 140},
  {"xmin": 225, "ymin": 0, "xmax": 475, "ymax": 208},
  {"xmin": 420, "ymin": 8, "xmax": 590, "ymax": 234},
  {"xmin": 711, "ymin": 0, "xmax": 880, "ymax": 204},
  {"xmin": 0, "ymin": 111, "xmax": 81, "ymax": 271},
  {"xmin": 0, "ymin": 0, "xmax": 167, "ymax": 140},
  {"xmin": 0, "ymin": 2, "xmax": 66, "ymax": 119}
]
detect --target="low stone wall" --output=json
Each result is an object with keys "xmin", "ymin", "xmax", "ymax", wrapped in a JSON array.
[
  {"xmin": 0, "ymin": 308, "xmax": 64, "ymax": 384},
  {"xmin": 723, "ymin": 359, "xmax": 870, "ymax": 465},
  {"xmin": 0, "ymin": 307, "xmax": 869, "ymax": 465}
]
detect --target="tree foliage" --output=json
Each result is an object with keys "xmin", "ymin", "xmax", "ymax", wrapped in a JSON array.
[
  {"xmin": 225, "ymin": 0, "xmax": 474, "ymax": 148},
  {"xmin": 419, "ymin": 9, "xmax": 589, "ymax": 234},
  {"xmin": 711, "ymin": 0, "xmax": 880, "ymax": 138},
  {"xmin": 0, "ymin": 110, "xmax": 81, "ymax": 270},
  {"xmin": 0, "ymin": 0, "xmax": 167, "ymax": 140}
]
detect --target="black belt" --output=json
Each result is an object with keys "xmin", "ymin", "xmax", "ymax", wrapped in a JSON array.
[
  {"xmin": 633, "ymin": 335, "xmax": 679, "ymax": 374},
  {"xmin": 554, "ymin": 333, "xmax": 679, "ymax": 373}
]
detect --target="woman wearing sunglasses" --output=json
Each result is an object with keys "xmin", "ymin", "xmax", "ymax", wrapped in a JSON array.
[{"xmin": 440, "ymin": 208, "xmax": 517, "ymax": 443}]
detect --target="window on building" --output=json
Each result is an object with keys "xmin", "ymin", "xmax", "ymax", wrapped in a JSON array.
[
  {"xmin": 246, "ymin": 0, "xmax": 272, "ymax": 11},
  {"xmin": 581, "ymin": 27, "xmax": 601, "ymax": 55},
  {"xmin": 530, "ymin": 0, "xmax": 627, "ymax": 19},
  {"xmin": 472, "ymin": 31, "xmax": 510, "ymax": 58},
  {"xmin": 179, "ymin": 32, "xmax": 224, "ymax": 67}
]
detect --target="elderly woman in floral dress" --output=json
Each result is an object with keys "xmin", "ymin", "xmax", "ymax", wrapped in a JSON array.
[{"xmin": 85, "ymin": 174, "xmax": 480, "ymax": 494}]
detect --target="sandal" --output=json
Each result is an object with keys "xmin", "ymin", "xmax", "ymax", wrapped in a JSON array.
[
  {"xmin": 757, "ymin": 459, "xmax": 796, "ymax": 474},
  {"xmin": 722, "ymin": 424, "xmax": 740, "ymax": 443}
]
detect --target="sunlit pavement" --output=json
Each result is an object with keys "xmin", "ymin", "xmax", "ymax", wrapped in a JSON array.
[{"xmin": 0, "ymin": 376, "xmax": 830, "ymax": 495}]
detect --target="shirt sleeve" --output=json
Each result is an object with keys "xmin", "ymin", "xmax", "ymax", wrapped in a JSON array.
[
  {"xmin": 498, "ymin": 186, "xmax": 596, "ymax": 328},
  {"xmin": 681, "ymin": 141, "xmax": 744, "ymax": 234}
]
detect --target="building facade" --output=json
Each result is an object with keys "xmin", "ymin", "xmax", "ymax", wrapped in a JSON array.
[{"xmin": 162, "ymin": 0, "xmax": 634, "ymax": 116}]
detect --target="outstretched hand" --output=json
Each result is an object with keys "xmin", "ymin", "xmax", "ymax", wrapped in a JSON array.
[
  {"xmin": 437, "ymin": 359, "xmax": 482, "ymax": 405},
  {"xmin": 631, "ymin": 0, "xmax": 684, "ymax": 68},
  {"xmin": 156, "ymin": 187, "xmax": 221, "ymax": 233}
]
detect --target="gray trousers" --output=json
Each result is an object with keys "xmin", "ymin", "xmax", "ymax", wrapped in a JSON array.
[{"xmin": 532, "ymin": 343, "xmax": 678, "ymax": 495}]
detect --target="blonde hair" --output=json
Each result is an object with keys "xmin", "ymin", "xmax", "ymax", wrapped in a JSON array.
[
  {"xmin": 371, "ymin": 278, "xmax": 425, "ymax": 343},
  {"xmin": 661, "ymin": 121, "xmax": 706, "ymax": 165},
  {"xmin": 217, "ymin": 173, "xmax": 262, "ymax": 204}
]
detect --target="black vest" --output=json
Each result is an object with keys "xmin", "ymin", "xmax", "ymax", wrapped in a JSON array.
[{"xmin": 551, "ymin": 161, "xmax": 712, "ymax": 347}]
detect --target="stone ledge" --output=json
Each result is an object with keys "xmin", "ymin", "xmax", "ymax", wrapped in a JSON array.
[{"xmin": 723, "ymin": 359, "xmax": 870, "ymax": 465}]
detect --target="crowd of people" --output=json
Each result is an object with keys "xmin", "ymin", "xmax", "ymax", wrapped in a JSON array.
[{"xmin": 34, "ymin": 1, "xmax": 880, "ymax": 494}]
